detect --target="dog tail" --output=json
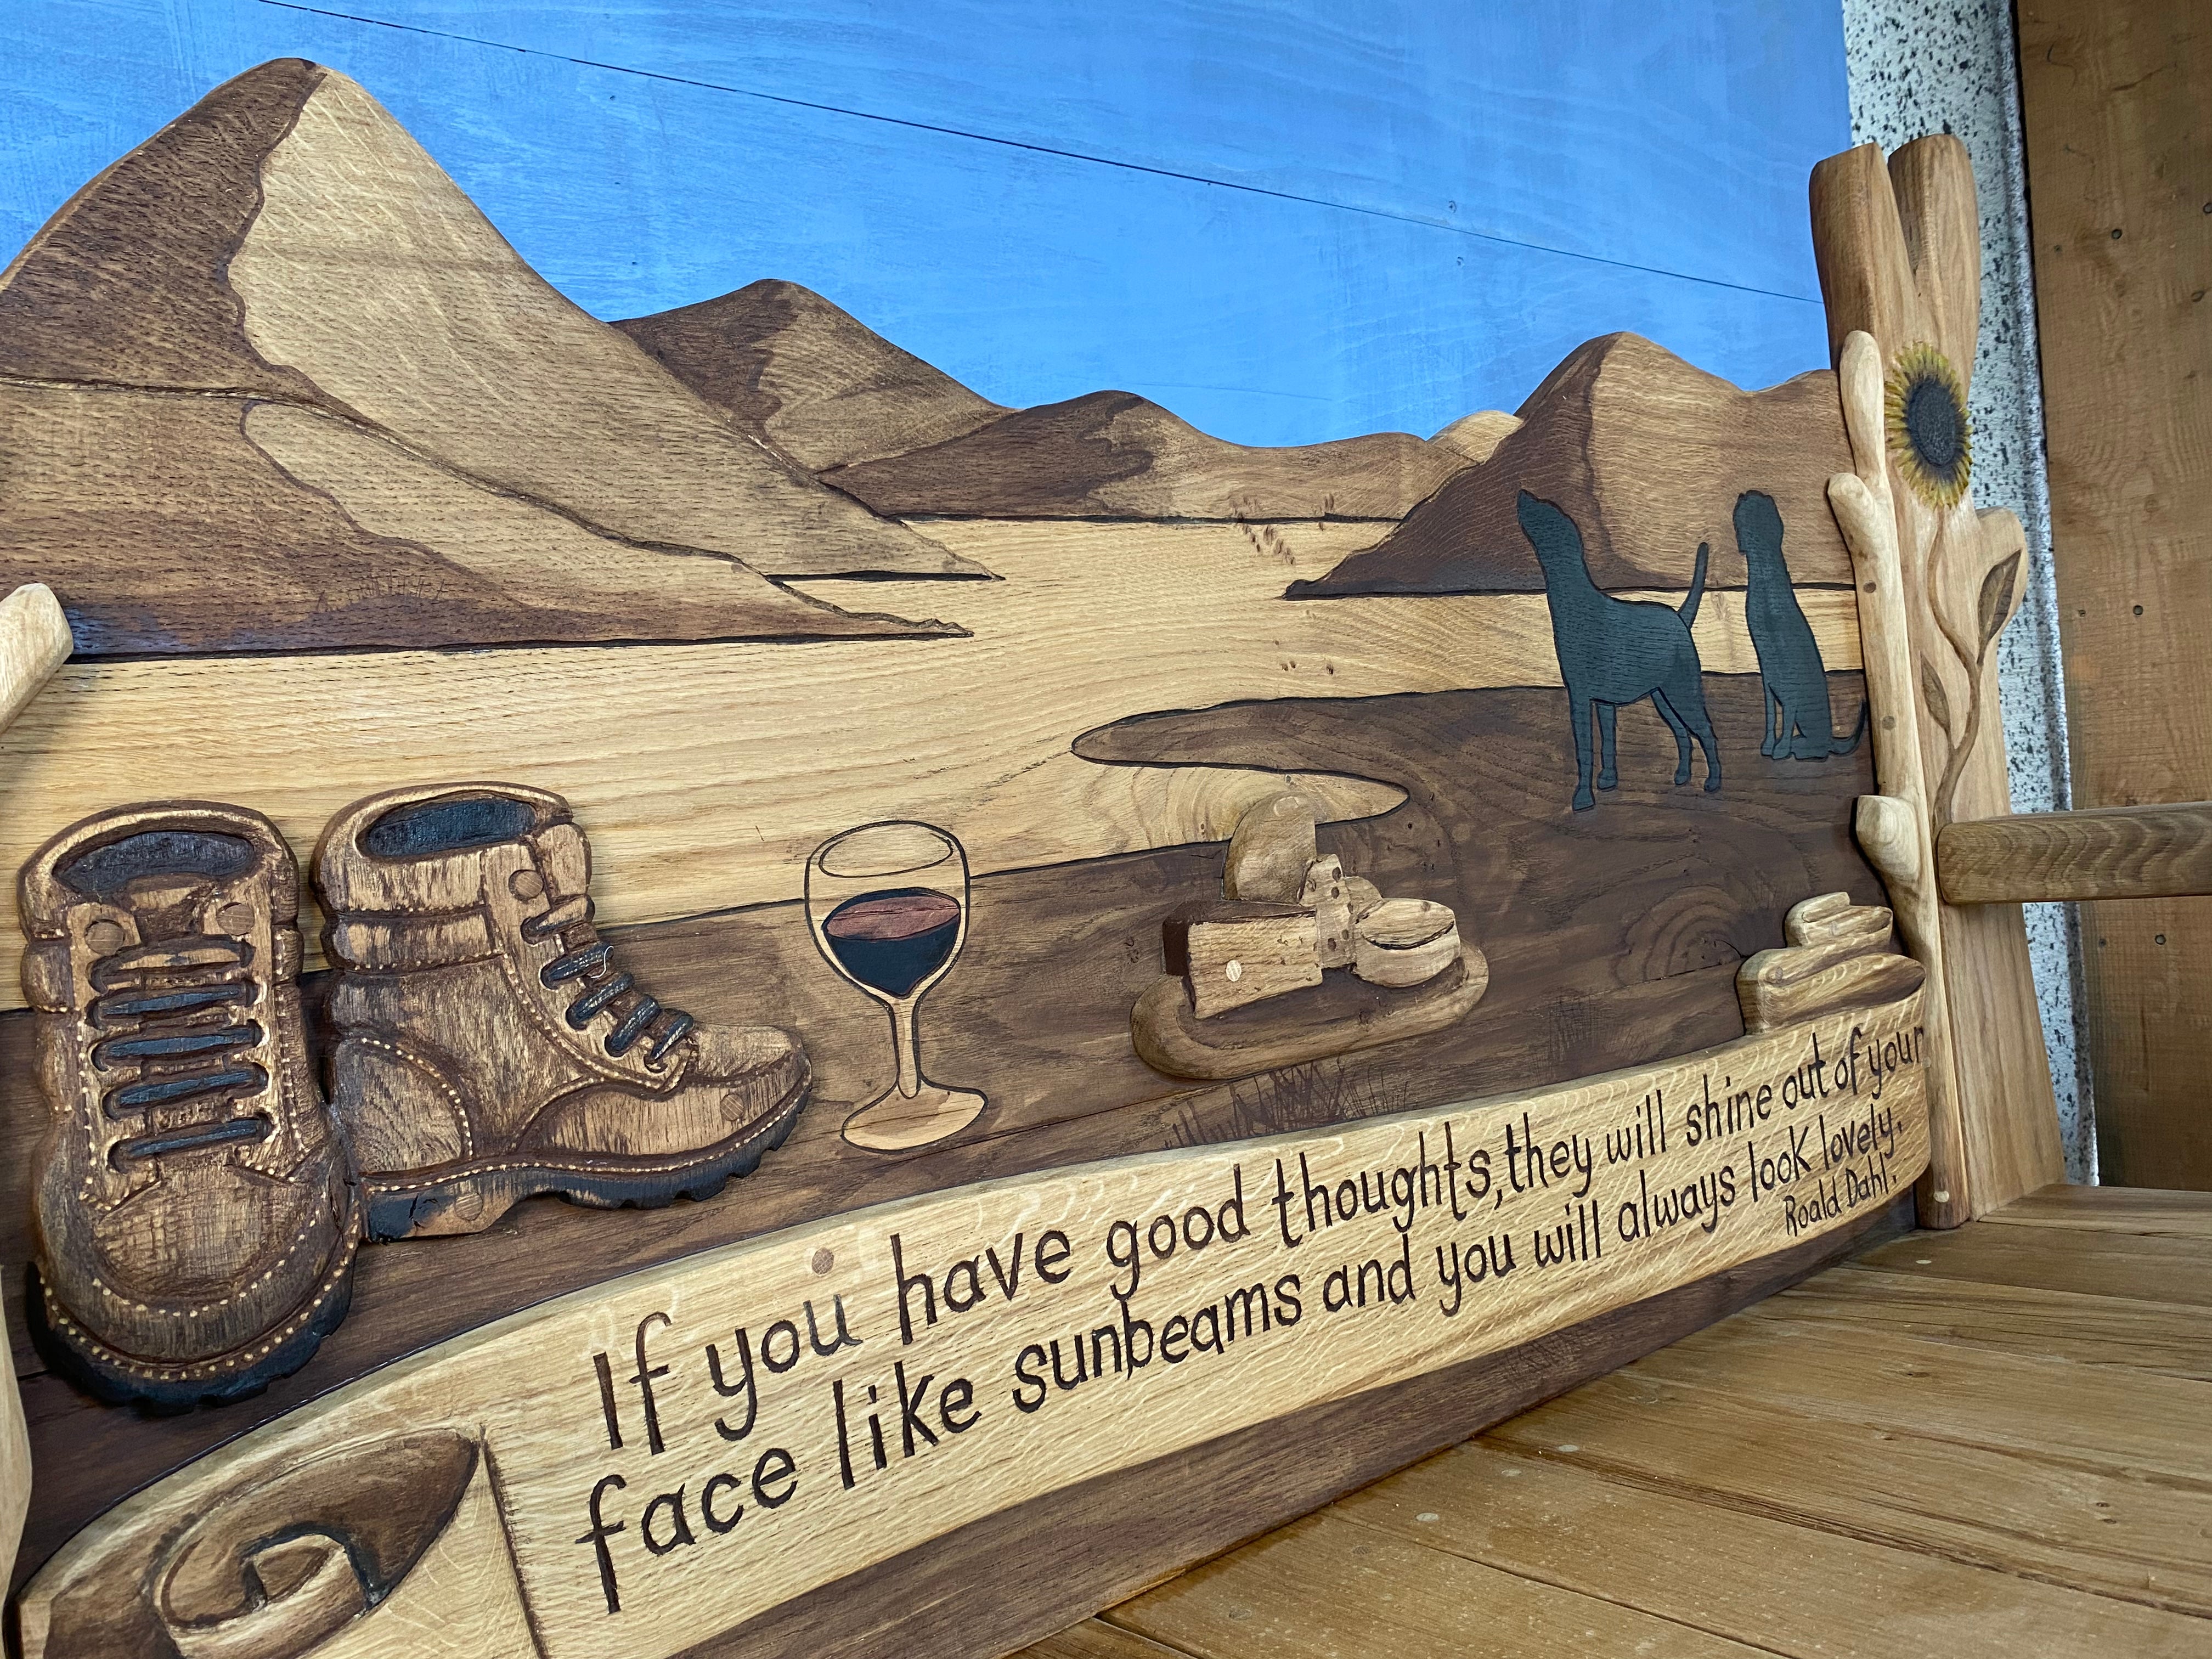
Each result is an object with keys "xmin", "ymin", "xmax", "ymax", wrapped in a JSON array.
[
  {"xmin": 1678, "ymin": 541, "xmax": 1709, "ymax": 627},
  {"xmin": 1833, "ymin": 697, "xmax": 1872, "ymax": 754}
]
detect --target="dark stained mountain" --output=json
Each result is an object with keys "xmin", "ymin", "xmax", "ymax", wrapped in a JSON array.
[
  {"xmin": 0, "ymin": 60, "xmax": 974, "ymax": 653},
  {"xmin": 614, "ymin": 279, "xmax": 1009, "ymax": 472},
  {"xmin": 820, "ymin": 389, "xmax": 1469, "ymax": 522},
  {"xmin": 1288, "ymin": 334, "xmax": 1854, "ymax": 597}
]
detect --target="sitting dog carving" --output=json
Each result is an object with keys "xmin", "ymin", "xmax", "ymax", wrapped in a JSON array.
[
  {"xmin": 1737, "ymin": 490, "xmax": 1869, "ymax": 759},
  {"xmin": 1517, "ymin": 490, "xmax": 1722, "ymax": 811}
]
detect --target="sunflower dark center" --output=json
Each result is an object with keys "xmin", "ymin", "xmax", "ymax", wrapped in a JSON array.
[{"xmin": 1904, "ymin": 375, "xmax": 1963, "ymax": 473}]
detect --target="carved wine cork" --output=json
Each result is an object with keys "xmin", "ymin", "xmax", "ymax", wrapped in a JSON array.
[
  {"xmin": 1341, "ymin": 874, "xmax": 1383, "ymax": 921},
  {"xmin": 1224, "ymin": 792, "xmax": 1319, "ymax": 902},
  {"xmin": 1163, "ymin": 901, "xmax": 1321, "ymax": 1017},
  {"xmin": 1313, "ymin": 899, "xmax": 1356, "ymax": 969},
  {"xmin": 1353, "ymin": 898, "xmax": 1460, "ymax": 989},
  {"xmin": 1299, "ymin": 854, "xmax": 1345, "ymax": 906}
]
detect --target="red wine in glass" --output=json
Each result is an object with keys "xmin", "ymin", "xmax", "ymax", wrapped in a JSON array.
[
  {"xmin": 821, "ymin": 888, "xmax": 963, "ymax": 1000},
  {"xmin": 805, "ymin": 822, "xmax": 986, "ymax": 1153}
]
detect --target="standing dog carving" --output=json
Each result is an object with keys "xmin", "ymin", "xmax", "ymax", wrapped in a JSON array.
[
  {"xmin": 1517, "ymin": 490, "xmax": 1722, "ymax": 811},
  {"xmin": 1737, "ymin": 490, "xmax": 1869, "ymax": 759}
]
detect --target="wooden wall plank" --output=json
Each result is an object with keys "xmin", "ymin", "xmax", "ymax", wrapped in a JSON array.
[
  {"xmin": 1854, "ymin": 1216, "xmax": 2212, "ymax": 1306},
  {"xmin": 1013, "ymin": 1624, "xmax": 1194, "ymax": 1659},
  {"xmin": 311, "ymin": 0, "xmax": 1848, "ymax": 307},
  {"xmin": 1980, "ymin": 1183, "xmax": 2212, "ymax": 1238},
  {"xmin": 1751, "ymin": 1267, "xmax": 2212, "ymax": 1379},
  {"xmin": 1485, "ymin": 1353, "xmax": 2212, "ymax": 1616},
  {"xmin": 1630, "ymin": 1319, "xmax": 2212, "ymax": 1482},
  {"xmin": 0, "ymin": 0, "xmax": 1841, "ymax": 446},
  {"xmin": 1108, "ymin": 1510, "xmax": 1768, "ymax": 1659},
  {"xmin": 2018, "ymin": 0, "xmax": 2212, "ymax": 1187},
  {"xmin": 1333, "ymin": 1441, "xmax": 2212, "ymax": 1658}
]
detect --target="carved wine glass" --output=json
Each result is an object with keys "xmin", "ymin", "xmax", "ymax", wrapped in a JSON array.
[{"xmin": 805, "ymin": 821, "xmax": 986, "ymax": 1152}]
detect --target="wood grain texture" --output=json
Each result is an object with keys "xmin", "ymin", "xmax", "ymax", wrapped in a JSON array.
[
  {"xmin": 1487, "ymin": 1332, "xmax": 2212, "ymax": 1617},
  {"xmin": 1737, "ymin": 946, "xmax": 1921, "ymax": 1032},
  {"xmin": 1938, "ymin": 803, "xmax": 2212, "ymax": 902},
  {"xmin": 18, "ymin": 1006, "xmax": 1928, "ymax": 1658},
  {"xmin": 744, "ymin": 1201, "xmax": 1903, "ymax": 1659},
  {"xmin": 613, "ymin": 279, "xmax": 1009, "ymax": 472},
  {"xmin": 0, "ymin": 60, "xmax": 984, "ymax": 654},
  {"xmin": 1854, "ymin": 1215, "xmax": 2212, "ymax": 1308},
  {"xmin": 1830, "ymin": 332, "xmax": 1967, "ymax": 1226},
  {"xmin": 2019, "ymin": 0, "xmax": 2212, "ymax": 1189},
  {"xmin": 0, "ymin": 585, "xmax": 70, "ymax": 737},
  {"xmin": 825, "ymin": 391, "xmax": 1466, "ymax": 521},
  {"xmin": 1013, "ymin": 1623, "xmax": 1193, "ymax": 1659},
  {"xmin": 0, "ymin": 581, "xmax": 61, "ymax": 1596},
  {"xmin": 1328, "ymin": 1440, "xmax": 2212, "ymax": 1658},
  {"xmin": 1812, "ymin": 147, "xmax": 2065, "ymax": 1218},
  {"xmin": 1752, "ymin": 1266, "xmax": 2212, "ymax": 1380},
  {"xmin": 0, "ymin": 518, "xmax": 1861, "ymax": 1009},
  {"xmin": 0, "ymin": 945, "xmax": 1810, "ymax": 1593},
  {"xmin": 1429, "ymin": 410, "xmax": 1521, "ymax": 464},
  {"xmin": 1086, "ymin": 1187, "xmax": 2212, "ymax": 1659},
  {"xmin": 1114, "ymin": 1509, "xmax": 1769, "ymax": 1659},
  {"xmin": 1289, "ymin": 336, "xmax": 1855, "ymax": 596},
  {"xmin": 1131, "ymin": 945, "xmax": 1488, "ymax": 1080},
  {"xmin": 1980, "ymin": 1182, "xmax": 2212, "ymax": 1239},
  {"xmin": 1736, "ymin": 890, "xmax": 1920, "ymax": 1033}
]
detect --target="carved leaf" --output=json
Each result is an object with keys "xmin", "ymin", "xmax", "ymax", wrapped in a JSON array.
[
  {"xmin": 1921, "ymin": 656, "xmax": 1954, "ymax": 736},
  {"xmin": 1978, "ymin": 550, "xmax": 2022, "ymax": 648}
]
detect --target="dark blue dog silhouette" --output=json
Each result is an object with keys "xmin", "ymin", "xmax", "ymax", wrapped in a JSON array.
[
  {"xmin": 1736, "ymin": 490, "xmax": 1869, "ymax": 760},
  {"xmin": 1518, "ymin": 490, "xmax": 1721, "ymax": 811}
]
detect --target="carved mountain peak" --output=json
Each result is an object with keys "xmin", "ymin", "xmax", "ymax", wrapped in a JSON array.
[
  {"xmin": 0, "ymin": 60, "xmax": 986, "ymax": 652},
  {"xmin": 614, "ymin": 279, "xmax": 1008, "ymax": 472},
  {"xmin": 0, "ymin": 58, "xmax": 327, "ymax": 396},
  {"xmin": 821, "ymin": 387, "xmax": 1466, "ymax": 522},
  {"xmin": 1289, "ymin": 333, "xmax": 1851, "ymax": 597}
]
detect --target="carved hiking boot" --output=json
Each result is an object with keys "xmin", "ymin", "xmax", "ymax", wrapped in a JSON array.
[
  {"xmin": 315, "ymin": 783, "xmax": 810, "ymax": 1239},
  {"xmin": 20, "ymin": 804, "xmax": 360, "ymax": 1408}
]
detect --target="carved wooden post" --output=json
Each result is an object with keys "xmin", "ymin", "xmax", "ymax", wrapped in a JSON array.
[
  {"xmin": 1812, "ymin": 139, "xmax": 2067, "ymax": 1222},
  {"xmin": 0, "ymin": 582, "xmax": 75, "ymax": 1589}
]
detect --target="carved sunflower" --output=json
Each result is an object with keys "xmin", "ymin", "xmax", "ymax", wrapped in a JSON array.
[{"xmin": 1884, "ymin": 342, "xmax": 1972, "ymax": 508}]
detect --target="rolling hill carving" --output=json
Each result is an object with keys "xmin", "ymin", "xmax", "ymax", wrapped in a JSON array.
[
  {"xmin": 820, "ymin": 390, "xmax": 1468, "ymax": 521},
  {"xmin": 614, "ymin": 280, "xmax": 1009, "ymax": 472},
  {"xmin": 0, "ymin": 59, "xmax": 974, "ymax": 654},
  {"xmin": 1286, "ymin": 334, "xmax": 1854, "ymax": 597}
]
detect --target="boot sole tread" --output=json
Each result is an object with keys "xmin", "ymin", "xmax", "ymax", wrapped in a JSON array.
[{"xmin": 361, "ymin": 1070, "xmax": 810, "ymax": 1241}]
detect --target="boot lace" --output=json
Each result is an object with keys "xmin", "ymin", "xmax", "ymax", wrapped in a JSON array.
[
  {"xmin": 89, "ymin": 935, "xmax": 270, "ymax": 1166},
  {"xmin": 522, "ymin": 895, "xmax": 696, "ymax": 1069}
]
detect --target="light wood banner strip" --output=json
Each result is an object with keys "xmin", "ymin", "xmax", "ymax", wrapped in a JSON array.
[
  {"xmin": 22, "ymin": 999, "xmax": 1926, "ymax": 1659},
  {"xmin": 1937, "ymin": 804, "xmax": 2212, "ymax": 904}
]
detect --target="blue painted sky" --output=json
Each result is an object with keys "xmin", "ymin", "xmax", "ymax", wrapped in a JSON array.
[{"xmin": 0, "ymin": 1, "xmax": 1851, "ymax": 445}]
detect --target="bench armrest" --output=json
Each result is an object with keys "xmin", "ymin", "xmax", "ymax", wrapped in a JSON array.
[{"xmin": 1937, "ymin": 802, "xmax": 2212, "ymax": 902}]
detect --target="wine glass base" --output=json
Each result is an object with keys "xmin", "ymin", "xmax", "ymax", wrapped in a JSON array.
[{"xmin": 842, "ymin": 1082, "xmax": 987, "ymax": 1153}]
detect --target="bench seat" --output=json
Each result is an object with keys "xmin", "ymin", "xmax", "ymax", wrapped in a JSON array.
[{"xmin": 1023, "ymin": 1183, "xmax": 2212, "ymax": 1659}]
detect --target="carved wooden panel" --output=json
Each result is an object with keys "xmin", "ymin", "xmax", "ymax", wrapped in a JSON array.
[{"xmin": 0, "ymin": 60, "xmax": 1980, "ymax": 1659}]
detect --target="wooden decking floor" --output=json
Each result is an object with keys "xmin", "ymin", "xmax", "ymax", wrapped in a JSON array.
[{"xmin": 1014, "ymin": 1184, "xmax": 2212, "ymax": 1659}]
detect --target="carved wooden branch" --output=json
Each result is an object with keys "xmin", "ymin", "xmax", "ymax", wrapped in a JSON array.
[{"xmin": 1939, "ymin": 803, "xmax": 2212, "ymax": 903}]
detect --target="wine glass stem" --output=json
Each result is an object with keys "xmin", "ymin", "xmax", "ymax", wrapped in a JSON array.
[{"xmin": 890, "ymin": 997, "xmax": 924, "ymax": 1098}]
